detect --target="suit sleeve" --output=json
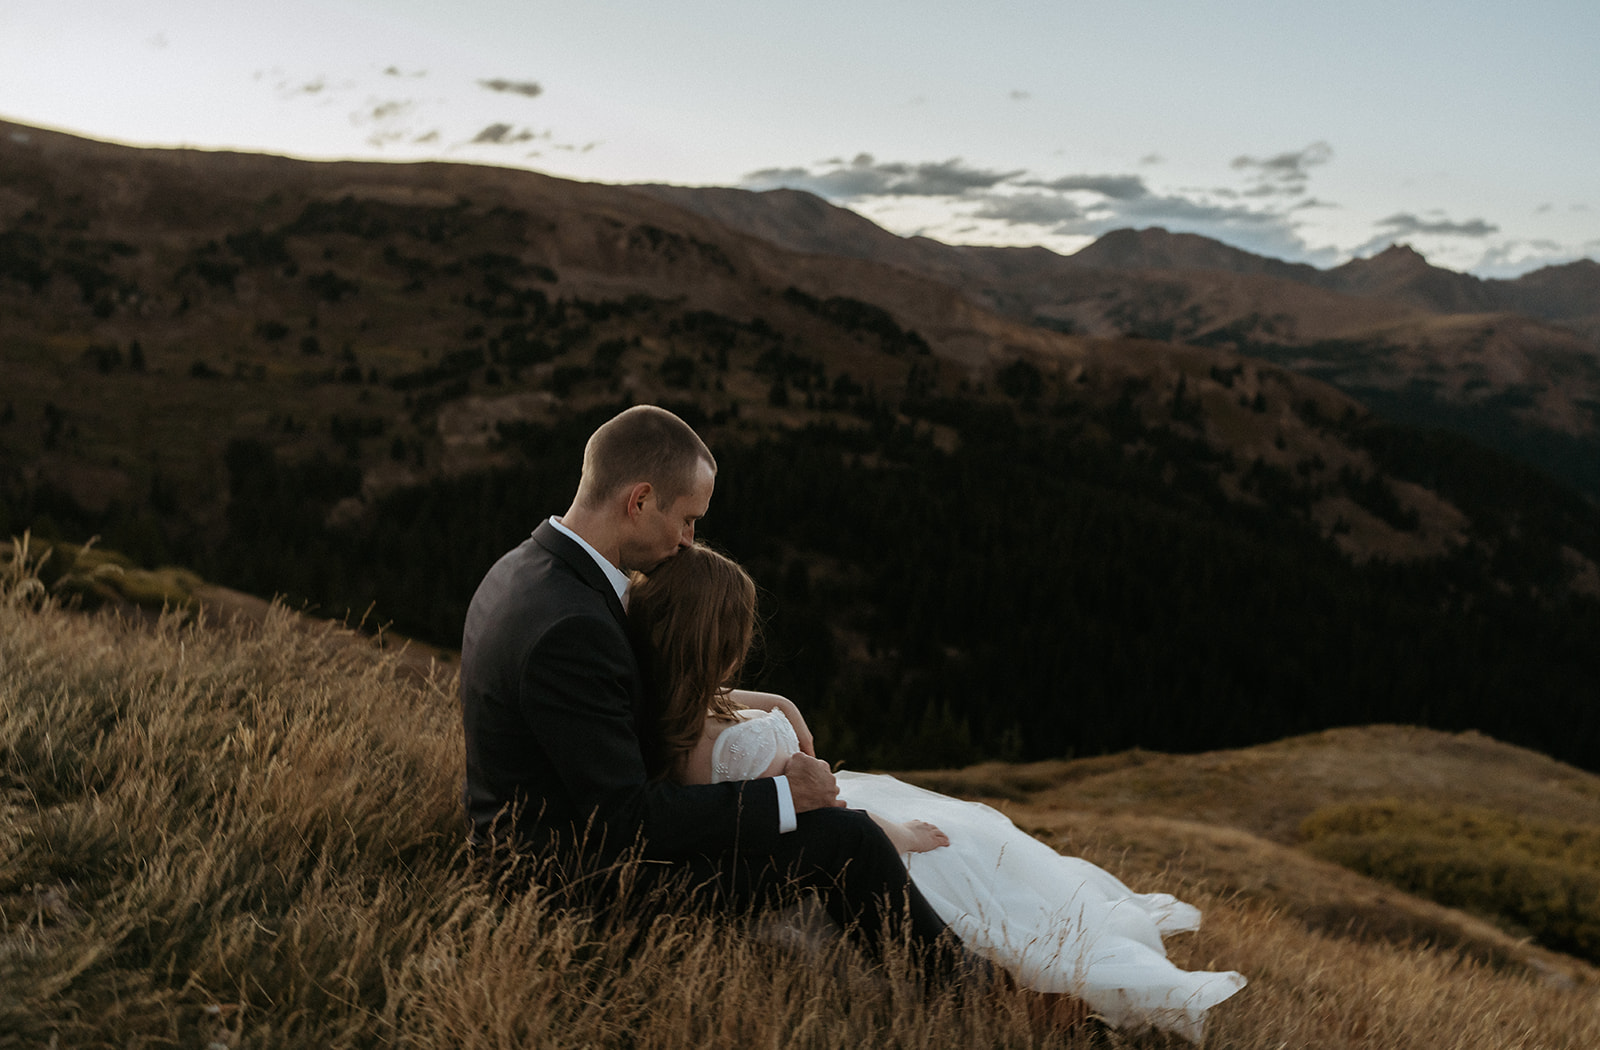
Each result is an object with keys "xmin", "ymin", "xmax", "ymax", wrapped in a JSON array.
[{"xmin": 522, "ymin": 613, "xmax": 780, "ymax": 861}]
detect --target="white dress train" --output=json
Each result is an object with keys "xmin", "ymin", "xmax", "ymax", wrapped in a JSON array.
[{"xmin": 710, "ymin": 709, "xmax": 1246, "ymax": 1042}]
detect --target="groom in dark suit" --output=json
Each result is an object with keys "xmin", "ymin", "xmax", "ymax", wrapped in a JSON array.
[{"xmin": 459, "ymin": 404, "xmax": 957, "ymax": 959}]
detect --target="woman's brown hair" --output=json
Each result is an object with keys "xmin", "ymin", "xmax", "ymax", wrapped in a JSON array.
[{"xmin": 627, "ymin": 544, "xmax": 757, "ymax": 778}]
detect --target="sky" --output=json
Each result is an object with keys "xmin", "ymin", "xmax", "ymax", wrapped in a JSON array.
[{"xmin": 2, "ymin": 0, "xmax": 1596, "ymax": 278}]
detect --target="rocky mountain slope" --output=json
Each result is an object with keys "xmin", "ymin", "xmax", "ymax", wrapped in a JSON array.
[{"xmin": 638, "ymin": 184, "xmax": 1600, "ymax": 497}]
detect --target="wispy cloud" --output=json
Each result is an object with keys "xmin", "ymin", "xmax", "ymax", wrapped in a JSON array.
[
  {"xmin": 1350, "ymin": 211, "xmax": 1504, "ymax": 263},
  {"xmin": 971, "ymin": 194, "xmax": 1085, "ymax": 225},
  {"xmin": 479, "ymin": 78, "xmax": 543, "ymax": 98},
  {"xmin": 1018, "ymin": 173, "xmax": 1149, "ymax": 200},
  {"xmin": 254, "ymin": 62, "xmax": 594, "ymax": 160},
  {"xmin": 1472, "ymin": 239, "xmax": 1589, "ymax": 278},
  {"xmin": 1375, "ymin": 212, "xmax": 1498, "ymax": 238},
  {"xmin": 1230, "ymin": 141, "xmax": 1332, "ymax": 196},
  {"xmin": 740, "ymin": 145, "xmax": 1343, "ymax": 264},
  {"xmin": 364, "ymin": 99, "xmax": 413, "ymax": 122},
  {"xmin": 744, "ymin": 154, "xmax": 1023, "ymax": 198},
  {"xmin": 472, "ymin": 123, "xmax": 540, "ymax": 145}
]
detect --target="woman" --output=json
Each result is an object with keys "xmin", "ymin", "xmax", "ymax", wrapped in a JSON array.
[{"xmin": 628, "ymin": 545, "xmax": 1245, "ymax": 1042}]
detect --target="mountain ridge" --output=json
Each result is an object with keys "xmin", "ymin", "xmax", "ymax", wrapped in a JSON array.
[
  {"xmin": 637, "ymin": 182, "xmax": 1600, "ymax": 321},
  {"xmin": 4, "ymin": 118, "xmax": 1600, "ymax": 779},
  {"xmin": 634, "ymin": 182, "xmax": 1600, "ymax": 496}
]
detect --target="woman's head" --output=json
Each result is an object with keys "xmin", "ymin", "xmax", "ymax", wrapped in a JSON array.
[{"xmin": 627, "ymin": 543, "xmax": 757, "ymax": 775}]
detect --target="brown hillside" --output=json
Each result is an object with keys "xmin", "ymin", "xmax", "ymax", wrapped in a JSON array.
[{"xmin": 2, "ymin": 116, "xmax": 1503, "ymax": 571}]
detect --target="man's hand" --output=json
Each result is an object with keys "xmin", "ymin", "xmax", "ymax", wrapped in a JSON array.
[{"xmin": 783, "ymin": 753, "xmax": 845, "ymax": 812}]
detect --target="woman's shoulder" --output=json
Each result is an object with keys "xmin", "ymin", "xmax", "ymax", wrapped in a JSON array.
[{"xmin": 709, "ymin": 709, "xmax": 798, "ymax": 783}]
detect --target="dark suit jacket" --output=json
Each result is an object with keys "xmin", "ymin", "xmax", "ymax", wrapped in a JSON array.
[{"xmin": 460, "ymin": 520, "xmax": 779, "ymax": 863}]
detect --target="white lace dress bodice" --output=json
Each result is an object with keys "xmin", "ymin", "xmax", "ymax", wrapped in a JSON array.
[
  {"xmin": 711, "ymin": 709, "xmax": 799, "ymax": 782},
  {"xmin": 706, "ymin": 707, "xmax": 1246, "ymax": 1041}
]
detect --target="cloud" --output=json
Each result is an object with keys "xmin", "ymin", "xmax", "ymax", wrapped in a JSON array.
[
  {"xmin": 472, "ymin": 123, "xmax": 538, "ymax": 144},
  {"xmin": 1139, "ymin": 153, "xmax": 1165, "ymax": 166},
  {"xmin": 1018, "ymin": 174, "xmax": 1149, "ymax": 200},
  {"xmin": 363, "ymin": 99, "xmax": 413, "ymax": 122},
  {"xmin": 741, "ymin": 149, "xmax": 1344, "ymax": 266},
  {"xmin": 479, "ymin": 78, "xmax": 543, "ymax": 98},
  {"xmin": 971, "ymin": 194, "xmax": 1086, "ymax": 225},
  {"xmin": 347, "ymin": 96, "xmax": 422, "ymax": 148},
  {"xmin": 743, "ymin": 154, "xmax": 1023, "ymax": 198},
  {"xmin": 260, "ymin": 69, "xmax": 360, "ymax": 101},
  {"xmin": 1230, "ymin": 141, "xmax": 1332, "ymax": 195},
  {"xmin": 1471, "ymin": 240, "xmax": 1591, "ymax": 278},
  {"xmin": 1351, "ymin": 212, "xmax": 1503, "ymax": 263},
  {"xmin": 1374, "ymin": 212, "xmax": 1498, "ymax": 238},
  {"xmin": 1009, "ymin": 90, "xmax": 1032, "ymax": 101}
]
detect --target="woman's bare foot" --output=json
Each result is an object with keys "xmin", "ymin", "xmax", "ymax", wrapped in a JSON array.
[{"xmin": 884, "ymin": 819, "xmax": 949, "ymax": 854}]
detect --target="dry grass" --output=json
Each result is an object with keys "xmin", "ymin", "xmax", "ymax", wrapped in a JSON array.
[{"xmin": 5, "ymin": 548, "xmax": 1600, "ymax": 1047}]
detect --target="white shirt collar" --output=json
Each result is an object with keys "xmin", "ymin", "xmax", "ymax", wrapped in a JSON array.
[{"xmin": 548, "ymin": 516, "xmax": 631, "ymax": 601}]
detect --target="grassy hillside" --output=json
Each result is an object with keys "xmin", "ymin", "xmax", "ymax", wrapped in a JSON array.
[{"xmin": 5, "ymin": 552, "xmax": 1600, "ymax": 1048}]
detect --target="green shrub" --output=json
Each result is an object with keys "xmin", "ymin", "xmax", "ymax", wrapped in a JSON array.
[
  {"xmin": 4, "ymin": 534, "xmax": 200, "ymax": 612},
  {"xmin": 1301, "ymin": 799, "xmax": 1600, "ymax": 961}
]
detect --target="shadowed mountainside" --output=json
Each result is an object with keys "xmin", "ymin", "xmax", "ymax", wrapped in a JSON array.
[{"xmin": 4, "ymin": 119, "xmax": 1600, "ymax": 777}]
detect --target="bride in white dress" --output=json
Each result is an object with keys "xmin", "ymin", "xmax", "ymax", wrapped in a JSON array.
[{"xmin": 628, "ymin": 546, "xmax": 1246, "ymax": 1042}]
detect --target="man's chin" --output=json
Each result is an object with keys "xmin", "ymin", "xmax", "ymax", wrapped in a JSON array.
[{"xmin": 638, "ymin": 551, "xmax": 678, "ymax": 574}]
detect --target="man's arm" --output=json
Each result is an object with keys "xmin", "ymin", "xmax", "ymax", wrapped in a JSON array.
[{"xmin": 523, "ymin": 615, "xmax": 782, "ymax": 860}]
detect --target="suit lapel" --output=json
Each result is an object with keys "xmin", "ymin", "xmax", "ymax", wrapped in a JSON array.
[
  {"xmin": 531, "ymin": 519, "xmax": 629, "ymax": 628},
  {"xmin": 532, "ymin": 520, "xmax": 657, "ymax": 756}
]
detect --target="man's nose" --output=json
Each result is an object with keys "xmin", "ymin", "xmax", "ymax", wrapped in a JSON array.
[{"xmin": 680, "ymin": 523, "xmax": 694, "ymax": 547}]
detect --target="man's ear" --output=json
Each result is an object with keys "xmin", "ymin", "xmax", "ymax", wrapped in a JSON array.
[{"xmin": 623, "ymin": 481, "xmax": 653, "ymax": 520}]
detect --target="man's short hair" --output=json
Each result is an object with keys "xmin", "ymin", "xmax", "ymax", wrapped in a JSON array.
[{"xmin": 574, "ymin": 405, "xmax": 716, "ymax": 510}]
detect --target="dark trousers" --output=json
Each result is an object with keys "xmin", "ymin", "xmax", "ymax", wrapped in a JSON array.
[
  {"xmin": 480, "ymin": 808, "xmax": 988, "ymax": 985},
  {"xmin": 651, "ymin": 807, "xmax": 983, "ymax": 983}
]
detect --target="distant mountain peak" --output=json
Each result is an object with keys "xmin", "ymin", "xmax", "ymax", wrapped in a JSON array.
[
  {"xmin": 1319, "ymin": 242, "xmax": 1499, "ymax": 311},
  {"xmin": 1069, "ymin": 226, "xmax": 1321, "ymax": 282},
  {"xmin": 1368, "ymin": 243, "xmax": 1431, "ymax": 268}
]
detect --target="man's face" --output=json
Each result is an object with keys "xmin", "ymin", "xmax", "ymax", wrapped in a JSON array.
[{"xmin": 625, "ymin": 459, "xmax": 715, "ymax": 572}]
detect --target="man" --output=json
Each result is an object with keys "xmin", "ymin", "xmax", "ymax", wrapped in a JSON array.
[{"xmin": 460, "ymin": 404, "xmax": 958, "ymax": 957}]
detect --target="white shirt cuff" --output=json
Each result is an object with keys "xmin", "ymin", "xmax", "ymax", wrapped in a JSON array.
[{"xmin": 773, "ymin": 775, "xmax": 797, "ymax": 834}]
